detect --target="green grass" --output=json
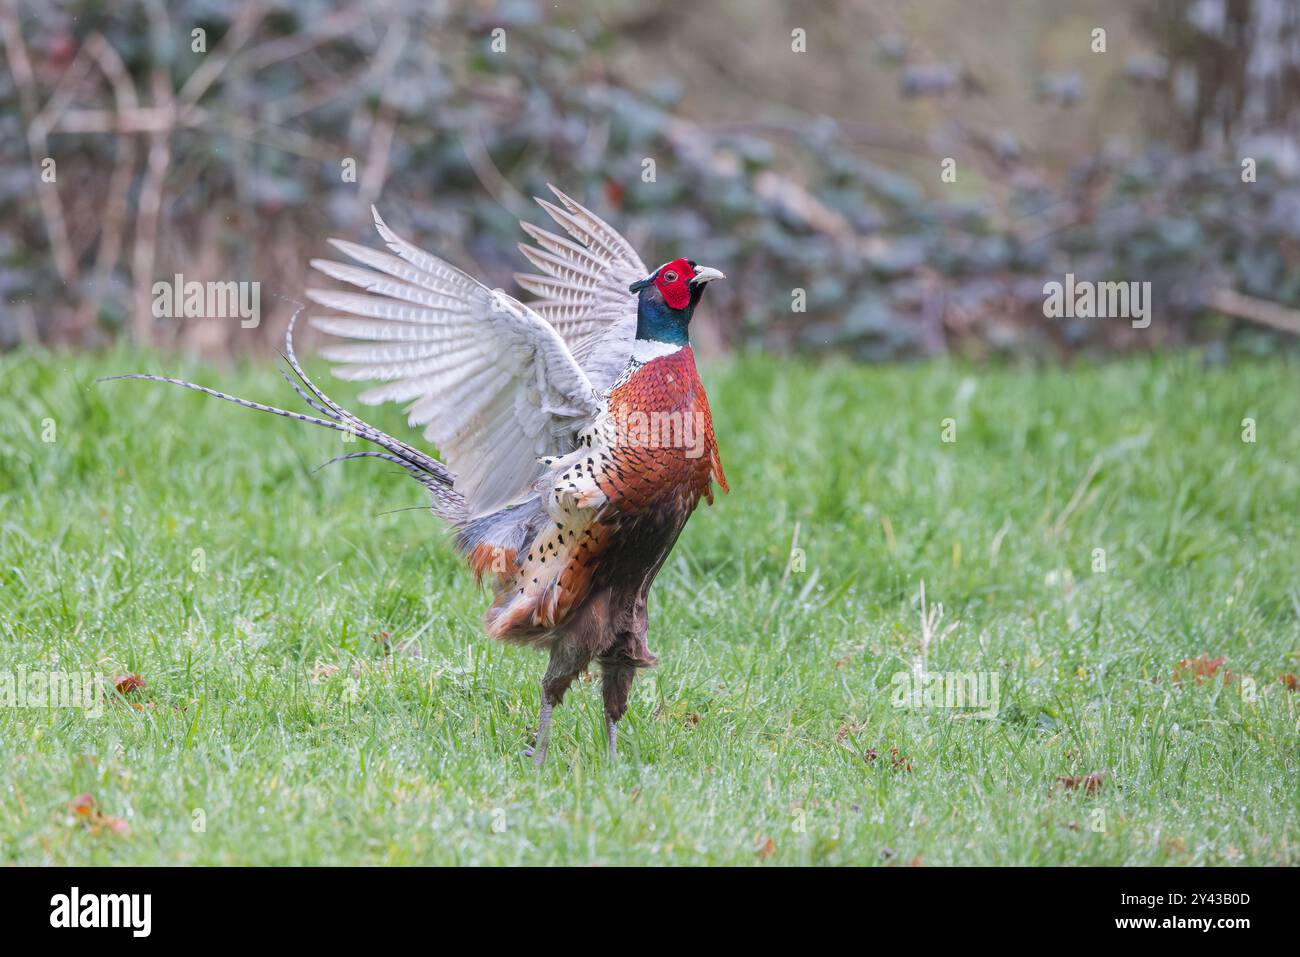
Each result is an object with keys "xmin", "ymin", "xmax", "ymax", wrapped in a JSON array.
[{"xmin": 1, "ymin": 347, "xmax": 1297, "ymax": 865}]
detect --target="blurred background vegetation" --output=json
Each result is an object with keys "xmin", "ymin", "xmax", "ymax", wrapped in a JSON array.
[{"xmin": 2, "ymin": 0, "xmax": 1299, "ymax": 361}]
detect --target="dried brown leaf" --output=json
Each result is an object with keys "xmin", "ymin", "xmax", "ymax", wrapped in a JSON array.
[
  {"xmin": 66, "ymin": 793, "xmax": 129, "ymax": 836},
  {"xmin": 68, "ymin": 793, "xmax": 95, "ymax": 817},
  {"xmin": 1056, "ymin": 770, "xmax": 1107, "ymax": 795},
  {"xmin": 309, "ymin": 661, "xmax": 340, "ymax": 680},
  {"xmin": 114, "ymin": 674, "xmax": 145, "ymax": 695},
  {"xmin": 1172, "ymin": 654, "xmax": 1227, "ymax": 685}
]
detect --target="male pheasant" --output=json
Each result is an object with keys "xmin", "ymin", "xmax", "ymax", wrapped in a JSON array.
[{"xmin": 112, "ymin": 186, "xmax": 728, "ymax": 764}]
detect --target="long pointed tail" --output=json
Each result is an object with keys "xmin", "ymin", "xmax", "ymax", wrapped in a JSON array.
[{"xmin": 99, "ymin": 307, "xmax": 467, "ymax": 521}]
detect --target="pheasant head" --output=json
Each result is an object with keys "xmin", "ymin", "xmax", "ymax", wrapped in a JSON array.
[{"xmin": 629, "ymin": 258, "xmax": 726, "ymax": 345}]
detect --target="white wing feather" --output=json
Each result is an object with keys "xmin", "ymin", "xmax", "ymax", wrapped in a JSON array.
[
  {"xmin": 514, "ymin": 185, "xmax": 647, "ymax": 391},
  {"xmin": 307, "ymin": 207, "xmax": 599, "ymax": 518}
]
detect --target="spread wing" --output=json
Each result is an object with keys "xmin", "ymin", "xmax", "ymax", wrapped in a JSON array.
[
  {"xmin": 514, "ymin": 185, "xmax": 647, "ymax": 392},
  {"xmin": 306, "ymin": 207, "xmax": 599, "ymax": 519}
]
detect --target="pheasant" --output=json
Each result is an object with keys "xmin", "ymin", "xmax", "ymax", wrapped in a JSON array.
[{"xmin": 111, "ymin": 186, "xmax": 728, "ymax": 764}]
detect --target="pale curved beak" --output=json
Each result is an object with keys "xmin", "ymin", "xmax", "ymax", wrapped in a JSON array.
[{"xmin": 690, "ymin": 264, "xmax": 726, "ymax": 285}]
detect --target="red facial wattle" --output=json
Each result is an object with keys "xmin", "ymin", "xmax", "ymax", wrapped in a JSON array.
[{"xmin": 653, "ymin": 258, "xmax": 694, "ymax": 310}]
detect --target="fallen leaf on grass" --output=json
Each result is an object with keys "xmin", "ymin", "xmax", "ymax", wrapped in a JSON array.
[
  {"xmin": 1172, "ymin": 654, "xmax": 1228, "ymax": 685},
  {"xmin": 863, "ymin": 745, "xmax": 911, "ymax": 769},
  {"xmin": 837, "ymin": 718, "xmax": 866, "ymax": 742},
  {"xmin": 69, "ymin": 793, "xmax": 95, "ymax": 817},
  {"xmin": 113, "ymin": 674, "xmax": 146, "ymax": 695},
  {"xmin": 66, "ymin": 794, "xmax": 130, "ymax": 836},
  {"xmin": 1056, "ymin": 770, "xmax": 1107, "ymax": 795},
  {"xmin": 309, "ymin": 661, "xmax": 340, "ymax": 680}
]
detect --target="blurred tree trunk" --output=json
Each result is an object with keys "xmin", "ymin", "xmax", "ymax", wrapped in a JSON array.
[{"xmin": 1150, "ymin": 0, "xmax": 1300, "ymax": 171}]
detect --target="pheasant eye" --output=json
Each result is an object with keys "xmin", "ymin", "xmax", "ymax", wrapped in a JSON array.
[{"xmin": 662, "ymin": 270, "xmax": 678, "ymax": 283}]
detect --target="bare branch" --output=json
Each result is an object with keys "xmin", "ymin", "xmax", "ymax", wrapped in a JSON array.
[
  {"xmin": 238, "ymin": 7, "xmax": 369, "ymax": 72},
  {"xmin": 1, "ymin": 0, "xmax": 78, "ymax": 282},
  {"xmin": 1209, "ymin": 288, "xmax": 1300, "ymax": 336},
  {"xmin": 356, "ymin": 25, "xmax": 409, "ymax": 211},
  {"xmin": 78, "ymin": 35, "xmax": 142, "ymax": 332},
  {"xmin": 131, "ymin": 68, "xmax": 173, "ymax": 345},
  {"xmin": 177, "ymin": 1, "xmax": 268, "ymax": 109}
]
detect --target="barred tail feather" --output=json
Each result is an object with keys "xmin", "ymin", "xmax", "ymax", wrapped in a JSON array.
[{"xmin": 99, "ymin": 307, "xmax": 467, "ymax": 522}]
